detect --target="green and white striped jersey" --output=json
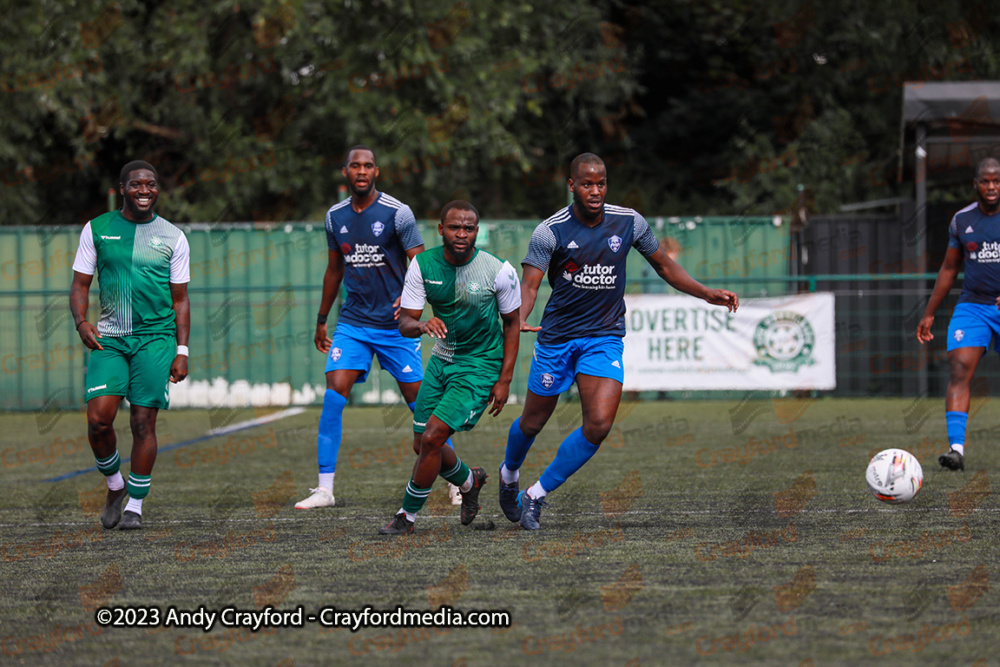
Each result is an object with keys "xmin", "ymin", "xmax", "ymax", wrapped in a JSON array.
[
  {"xmin": 72, "ymin": 210, "xmax": 190, "ymax": 336},
  {"xmin": 401, "ymin": 246, "xmax": 520, "ymax": 364}
]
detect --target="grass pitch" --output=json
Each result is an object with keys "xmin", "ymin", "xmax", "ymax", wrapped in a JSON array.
[{"xmin": 0, "ymin": 398, "xmax": 997, "ymax": 665}]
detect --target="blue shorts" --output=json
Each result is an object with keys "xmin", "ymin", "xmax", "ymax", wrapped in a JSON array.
[
  {"xmin": 948, "ymin": 302, "xmax": 1000, "ymax": 352},
  {"xmin": 325, "ymin": 322, "xmax": 424, "ymax": 384},
  {"xmin": 526, "ymin": 337, "xmax": 625, "ymax": 396}
]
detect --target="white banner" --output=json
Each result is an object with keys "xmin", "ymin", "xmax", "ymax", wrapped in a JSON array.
[{"xmin": 622, "ymin": 292, "xmax": 836, "ymax": 391}]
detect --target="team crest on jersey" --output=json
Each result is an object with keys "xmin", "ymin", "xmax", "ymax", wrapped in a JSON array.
[
  {"xmin": 149, "ymin": 236, "xmax": 163, "ymax": 247},
  {"xmin": 468, "ymin": 281, "xmax": 481, "ymax": 293},
  {"xmin": 330, "ymin": 347, "xmax": 342, "ymax": 362},
  {"xmin": 540, "ymin": 373, "xmax": 555, "ymax": 389},
  {"xmin": 372, "ymin": 221, "xmax": 385, "ymax": 237},
  {"xmin": 608, "ymin": 235, "xmax": 622, "ymax": 252}
]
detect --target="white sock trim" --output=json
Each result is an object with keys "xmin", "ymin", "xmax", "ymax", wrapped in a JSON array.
[
  {"xmin": 106, "ymin": 472, "xmax": 125, "ymax": 491},
  {"xmin": 500, "ymin": 464, "xmax": 518, "ymax": 485},
  {"xmin": 318, "ymin": 472, "xmax": 335, "ymax": 492},
  {"xmin": 528, "ymin": 481, "xmax": 547, "ymax": 499},
  {"xmin": 125, "ymin": 497, "xmax": 143, "ymax": 516},
  {"xmin": 460, "ymin": 471, "xmax": 474, "ymax": 493}
]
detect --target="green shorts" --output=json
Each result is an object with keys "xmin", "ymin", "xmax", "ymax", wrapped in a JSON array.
[
  {"xmin": 84, "ymin": 334, "xmax": 175, "ymax": 409},
  {"xmin": 413, "ymin": 355, "xmax": 500, "ymax": 434}
]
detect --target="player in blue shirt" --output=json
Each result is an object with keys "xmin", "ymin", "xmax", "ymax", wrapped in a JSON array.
[
  {"xmin": 500, "ymin": 153, "xmax": 740, "ymax": 530},
  {"xmin": 916, "ymin": 157, "xmax": 1000, "ymax": 471},
  {"xmin": 296, "ymin": 145, "xmax": 428, "ymax": 509}
]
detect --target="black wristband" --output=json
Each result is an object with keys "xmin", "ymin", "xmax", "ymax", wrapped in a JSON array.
[
  {"xmin": 317, "ymin": 313, "xmax": 328, "ymax": 325},
  {"xmin": 75, "ymin": 320, "xmax": 86, "ymax": 330}
]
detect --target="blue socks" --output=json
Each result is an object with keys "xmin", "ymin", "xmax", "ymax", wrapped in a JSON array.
[
  {"xmin": 946, "ymin": 410, "xmax": 967, "ymax": 452},
  {"xmin": 503, "ymin": 417, "xmax": 536, "ymax": 471},
  {"xmin": 317, "ymin": 390, "xmax": 348, "ymax": 473},
  {"xmin": 539, "ymin": 428, "xmax": 599, "ymax": 493}
]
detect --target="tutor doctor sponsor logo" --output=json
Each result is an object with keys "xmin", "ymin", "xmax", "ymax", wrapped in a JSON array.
[
  {"xmin": 968, "ymin": 241, "xmax": 1000, "ymax": 263},
  {"xmin": 342, "ymin": 243, "xmax": 385, "ymax": 267},
  {"xmin": 562, "ymin": 262, "xmax": 618, "ymax": 289}
]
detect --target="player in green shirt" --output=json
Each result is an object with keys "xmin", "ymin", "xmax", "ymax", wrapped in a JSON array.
[
  {"xmin": 379, "ymin": 200, "xmax": 521, "ymax": 534},
  {"xmin": 70, "ymin": 160, "xmax": 191, "ymax": 530}
]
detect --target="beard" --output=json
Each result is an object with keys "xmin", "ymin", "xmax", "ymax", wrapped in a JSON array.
[
  {"xmin": 349, "ymin": 180, "xmax": 374, "ymax": 198},
  {"xmin": 573, "ymin": 190, "xmax": 603, "ymax": 221},
  {"xmin": 123, "ymin": 194, "xmax": 156, "ymax": 220},
  {"xmin": 978, "ymin": 191, "xmax": 1000, "ymax": 215}
]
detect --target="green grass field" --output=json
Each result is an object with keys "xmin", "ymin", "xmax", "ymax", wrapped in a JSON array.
[{"xmin": 0, "ymin": 398, "xmax": 996, "ymax": 666}]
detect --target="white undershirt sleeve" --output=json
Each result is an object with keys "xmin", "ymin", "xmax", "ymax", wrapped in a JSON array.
[
  {"xmin": 494, "ymin": 261, "xmax": 522, "ymax": 314},
  {"xmin": 399, "ymin": 258, "xmax": 426, "ymax": 310},
  {"xmin": 71, "ymin": 223, "xmax": 97, "ymax": 275},
  {"xmin": 170, "ymin": 232, "xmax": 191, "ymax": 283}
]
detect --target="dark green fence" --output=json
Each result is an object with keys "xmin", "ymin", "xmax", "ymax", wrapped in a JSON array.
[{"xmin": 1, "ymin": 216, "xmax": 788, "ymax": 410}]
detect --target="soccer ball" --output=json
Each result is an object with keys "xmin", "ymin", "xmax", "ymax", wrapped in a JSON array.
[{"xmin": 866, "ymin": 449, "xmax": 923, "ymax": 503}]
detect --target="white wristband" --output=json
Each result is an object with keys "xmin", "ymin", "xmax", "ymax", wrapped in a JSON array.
[{"xmin": 177, "ymin": 345, "xmax": 189, "ymax": 357}]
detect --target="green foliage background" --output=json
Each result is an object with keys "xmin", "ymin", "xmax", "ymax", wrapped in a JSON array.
[{"xmin": 1, "ymin": 0, "xmax": 998, "ymax": 225}]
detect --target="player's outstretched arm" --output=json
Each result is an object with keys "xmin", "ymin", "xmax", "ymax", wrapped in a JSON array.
[
  {"xmin": 917, "ymin": 245, "xmax": 963, "ymax": 344},
  {"xmin": 519, "ymin": 265, "xmax": 544, "ymax": 332},
  {"xmin": 170, "ymin": 282, "xmax": 190, "ymax": 383},
  {"xmin": 315, "ymin": 249, "xmax": 344, "ymax": 352},
  {"xmin": 70, "ymin": 270, "xmax": 103, "ymax": 351},
  {"xmin": 489, "ymin": 308, "xmax": 521, "ymax": 416},
  {"xmin": 644, "ymin": 245, "xmax": 739, "ymax": 312}
]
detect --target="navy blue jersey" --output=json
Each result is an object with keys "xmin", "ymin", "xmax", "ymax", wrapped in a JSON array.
[
  {"xmin": 948, "ymin": 202, "xmax": 1000, "ymax": 305},
  {"xmin": 325, "ymin": 193, "xmax": 423, "ymax": 329},
  {"xmin": 524, "ymin": 204, "xmax": 658, "ymax": 345}
]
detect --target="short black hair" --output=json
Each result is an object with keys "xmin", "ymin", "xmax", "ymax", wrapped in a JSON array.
[
  {"xmin": 440, "ymin": 200, "xmax": 479, "ymax": 224},
  {"xmin": 345, "ymin": 145, "xmax": 376, "ymax": 167},
  {"xmin": 569, "ymin": 152, "xmax": 606, "ymax": 180},
  {"xmin": 976, "ymin": 157, "xmax": 1000, "ymax": 179},
  {"xmin": 120, "ymin": 160, "xmax": 157, "ymax": 185}
]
